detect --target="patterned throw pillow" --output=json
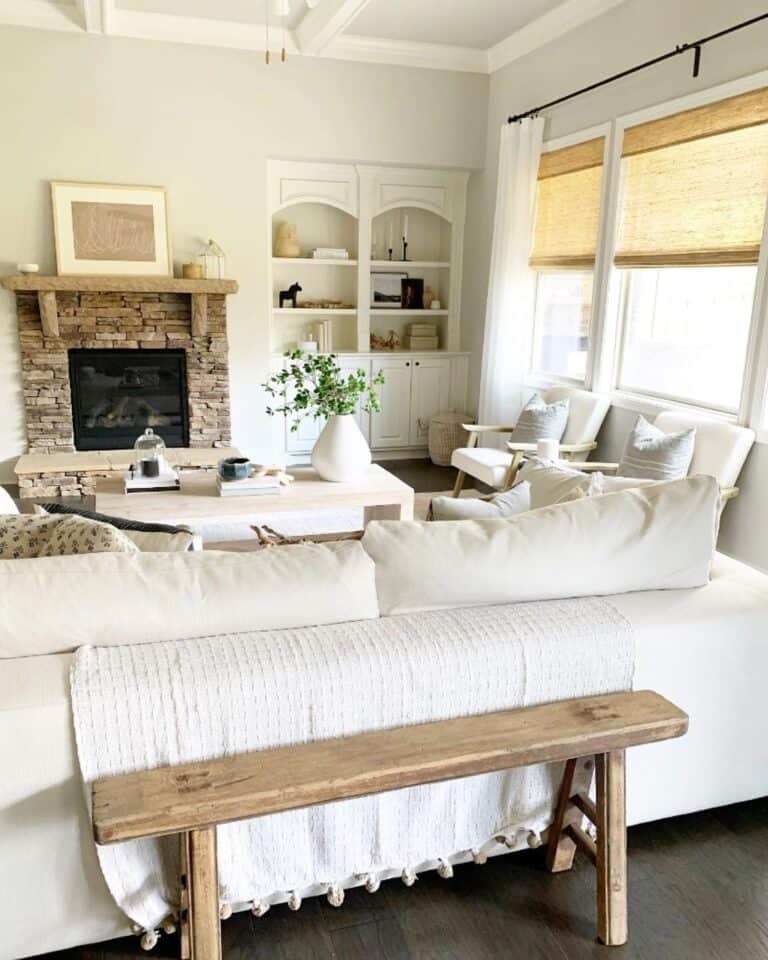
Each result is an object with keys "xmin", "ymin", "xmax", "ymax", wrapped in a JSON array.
[
  {"xmin": 0, "ymin": 514, "xmax": 140, "ymax": 560},
  {"xmin": 618, "ymin": 415, "xmax": 695, "ymax": 481},
  {"xmin": 510, "ymin": 394, "xmax": 569, "ymax": 443}
]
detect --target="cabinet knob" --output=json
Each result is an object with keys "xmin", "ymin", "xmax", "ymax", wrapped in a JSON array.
[
  {"xmin": 415, "ymin": 361, "xmax": 420, "ymax": 366},
  {"xmin": 405, "ymin": 361, "xmax": 410, "ymax": 367}
]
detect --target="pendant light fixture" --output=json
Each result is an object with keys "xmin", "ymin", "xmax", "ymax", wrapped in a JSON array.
[{"xmin": 265, "ymin": 0, "xmax": 290, "ymax": 64}]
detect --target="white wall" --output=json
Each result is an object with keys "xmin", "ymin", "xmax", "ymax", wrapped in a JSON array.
[
  {"xmin": 465, "ymin": 0, "xmax": 768, "ymax": 570},
  {"xmin": 0, "ymin": 25, "xmax": 488, "ymax": 482}
]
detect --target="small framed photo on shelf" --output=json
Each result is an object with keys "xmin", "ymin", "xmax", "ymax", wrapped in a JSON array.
[
  {"xmin": 401, "ymin": 277, "xmax": 424, "ymax": 310},
  {"xmin": 50, "ymin": 180, "xmax": 172, "ymax": 276},
  {"xmin": 371, "ymin": 271, "xmax": 407, "ymax": 308}
]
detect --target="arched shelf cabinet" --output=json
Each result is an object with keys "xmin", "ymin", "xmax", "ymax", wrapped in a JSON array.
[{"xmin": 266, "ymin": 160, "xmax": 470, "ymax": 460}]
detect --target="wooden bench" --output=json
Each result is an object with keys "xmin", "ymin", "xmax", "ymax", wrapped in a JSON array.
[{"xmin": 92, "ymin": 690, "xmax": 687, "ymax": 957}]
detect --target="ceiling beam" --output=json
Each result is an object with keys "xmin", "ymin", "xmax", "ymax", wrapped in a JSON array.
[
  {"xmin": 75, "ymin": 0, "xmax": 113, "ymax": 34},
  {"xmin": 488, "ymin": 0, "xmax": 628, "ymax": 73},
  {"xmin": 0, "ymin": 0, "xmax": 81, "ymax": 33},
  {"xmin": 295, "ymin": 0, "xmax": 373, "ymax": 56},
  {"xmin": 326, "ymin": 34, "xmax": 488, "ymax": 74}
]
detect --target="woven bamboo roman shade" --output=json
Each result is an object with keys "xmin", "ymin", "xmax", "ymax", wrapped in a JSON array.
[
  {"xmin": 616, "ymin": 87, "xmax": 768, "ymax": 268},
  {"xmin": 529, "ymin": 137, "xmax": 604, "ymax": 270}
]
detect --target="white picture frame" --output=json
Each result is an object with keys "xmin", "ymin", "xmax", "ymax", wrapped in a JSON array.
[
  {"xmin": 371, "ymin": 271, "xmax": 407, "ymax": 308},
  {"xmin": 51, "ymin": 181, "xmax": 172, "ymax": 276}
]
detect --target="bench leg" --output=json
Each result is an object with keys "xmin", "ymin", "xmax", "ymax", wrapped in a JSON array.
[
  {"xmin": 546, "ymin": 756, "xmax": 595, "ymax": 873},
  {"xmin": 596, "ymin": 750, "xmax": 628, "ymax": 947},
  {"xmin": 185, "ymin": 827, "xmax": 222, "ymax": 960}
]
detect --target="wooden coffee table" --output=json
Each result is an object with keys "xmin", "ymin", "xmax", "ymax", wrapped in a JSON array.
[{"xmin": 95, "ymin": 464, "xmax": 415, "ymax": 536}]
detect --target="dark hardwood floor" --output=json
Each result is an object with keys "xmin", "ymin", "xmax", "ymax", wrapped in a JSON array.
[
  {"xmin": 26, "ymin": 459, "xmax": 768, "ymax": 959},
  {"xmin": 41, "ymin": 796, "xmax": 768, "ymax": 960}
]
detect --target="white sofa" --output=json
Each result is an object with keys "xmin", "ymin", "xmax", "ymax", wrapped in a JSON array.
[{"xmin": 2, "ymin": 483, "xmax": 768, "ymax": 958}]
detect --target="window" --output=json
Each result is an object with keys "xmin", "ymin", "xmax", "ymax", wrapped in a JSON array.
[
  {"xmin": 613, "ymin": 87, "xmax": 768, "ymax": 409},
  {"xmin": 529, "ymin": 137, "xmax": 604, "ymax": 380},
  {"xmin": 618, "ymin": 266, "xmax": 756, "ymax": 411}
]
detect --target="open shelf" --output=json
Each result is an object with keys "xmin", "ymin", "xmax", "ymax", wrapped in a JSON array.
[
  {"xmin": 370, "ymin": 260, "xmax": 450, "ymax": 269},
  {"xmin": 370, "ymin": 309, "xmax": 448, "ymax": 317},
  {"xmin": 273, "ymin": 308, "xmax": 357, "ymax": 316},
  {"xmin": 273, "ymin": 258, "xmax": 358, "ymax": 266}
]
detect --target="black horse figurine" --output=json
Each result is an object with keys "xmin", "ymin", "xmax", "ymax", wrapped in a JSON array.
[{"xmin": 279, "ymin": 282, "xmax": 302, "ymax": 308}]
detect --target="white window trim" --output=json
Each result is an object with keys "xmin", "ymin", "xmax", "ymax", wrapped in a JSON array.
[{"xmin": 527, "ymin": 68, "xmax": 768, "ymax": 439}]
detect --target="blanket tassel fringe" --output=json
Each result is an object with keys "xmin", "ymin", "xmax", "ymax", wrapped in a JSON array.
[{"xmin": 134, "ymin": 831, "xmax": 545, "ymax": 949}]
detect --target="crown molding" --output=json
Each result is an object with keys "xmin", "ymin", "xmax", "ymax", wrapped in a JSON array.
[
  {"xmin": 109, "ymin": 8, "xmax": 299, "ymax": 54},
  {"xmin": 488, "ymin": 0, "xmax": 627, "ymax": 72},
  {"xmin": 325, "ymin": 34, "xmax": 488, "ymax": 74},
  {"xmin": 0, "ymin": 0, "xmax": 629, "ymax": 76}
]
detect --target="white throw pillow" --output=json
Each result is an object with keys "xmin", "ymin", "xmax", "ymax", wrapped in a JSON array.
[
  {"xmin": 0, "ymin": 540, "xmax": 379, "ymax": 658},
  {"xmin": 362, "ymin": 476, "xmax": 719, "ymax": 616},
  {"xmin": 510, "ymin": 394, "xmax": 569, "ymax": 443},
  {"xmin": 618, "ymin": 415, "xmax": 695, "ymax": 481},
  {"xmin": 0, "ymin": 486, "xmax": 19, "ymax": 515},
  {"xmin": 430, "ymin": 483, "xmax": 531, "ymax": 521}
]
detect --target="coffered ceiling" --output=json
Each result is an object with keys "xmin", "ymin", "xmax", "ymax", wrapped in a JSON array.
[{"xmin": 0, "ymin": 0, "xmax": 629, "ymax": 73}]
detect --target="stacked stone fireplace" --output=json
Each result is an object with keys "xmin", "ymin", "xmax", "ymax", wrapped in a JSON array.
[{"xmin": 1, "ymin": 277, "xmax": 238, "ymax": 497}]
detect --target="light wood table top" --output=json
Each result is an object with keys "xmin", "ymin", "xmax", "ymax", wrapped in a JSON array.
[{"xmin": 95, "ymin": 464, "xmax": 414, "ymax": 525}]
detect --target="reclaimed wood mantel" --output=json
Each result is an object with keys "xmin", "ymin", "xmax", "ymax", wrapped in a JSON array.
[{"xmin": 0, "ymin": 275, "xmax": 239, "ymax": 338}]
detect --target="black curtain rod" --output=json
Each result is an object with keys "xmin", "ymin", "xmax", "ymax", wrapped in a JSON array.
[{"xmin": 507, "ymin": 12, "xmax": 768, "ymax": 123}]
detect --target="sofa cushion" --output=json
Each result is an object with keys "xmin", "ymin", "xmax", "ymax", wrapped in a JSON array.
[
  {"xmin": 0, "ymin": 514, "xmax": 139, "ymax": 560},
  {"xmin": 362, "ymin": 476, "xmax": 719, "ymax": 616},
  {"xmin": 430, "ymin": 483, "xmax": 531, "ymax": 521},
  {"xmin": 516, "ymin": 457, "xmax": 654, "ymax": 509},
  {"xmin": 509, "ymin": 394, "xmax": 569, "ymax": 443},
  {"xmin": 0, "ymin": 540, "xmax": 379, "ymax": 658},
  {"xmin": 618, "ymin": 415, "xmax": 695, "ymax": 481},
  {"xmin": 451, "ymin": 447, "xmax": 512, "ymax": 488}
]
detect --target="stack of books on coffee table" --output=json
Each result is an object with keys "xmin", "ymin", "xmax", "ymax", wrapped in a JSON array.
[{"xmin": 216, "ymin": 474, "xmax": 283, "ymax": 498}]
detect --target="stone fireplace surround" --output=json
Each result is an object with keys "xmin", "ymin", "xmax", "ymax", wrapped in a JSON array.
[{"xmin": 1, "ymin": 275, "xmax": 239, "ymax": 497}]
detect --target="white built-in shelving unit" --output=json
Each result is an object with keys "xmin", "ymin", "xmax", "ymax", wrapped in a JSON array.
[{"xmin": 266, "ymin": 160, "xmax": 471, "ymax": 458}]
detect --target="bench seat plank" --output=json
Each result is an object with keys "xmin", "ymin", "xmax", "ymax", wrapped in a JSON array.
[{"xmin": 93, "ymin": 690, "xmax": 687, "ymax": 845}]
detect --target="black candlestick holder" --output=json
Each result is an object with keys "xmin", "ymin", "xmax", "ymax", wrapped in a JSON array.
[
  {"xmin": 402, "ymin": 237, "xmax": 409, "ymax": 261},
  {"xmin": 388, "ymin": 247, "xmax": 393, "ymax": 261}
]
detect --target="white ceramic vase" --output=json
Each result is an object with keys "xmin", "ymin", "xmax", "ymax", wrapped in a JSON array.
[{"xmin": 311, "ymin": 414, "xmax": 371, "ymax": 482}]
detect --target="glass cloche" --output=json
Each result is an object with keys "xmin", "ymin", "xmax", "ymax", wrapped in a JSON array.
[{"xmin": 134, "ymin": 427, "xmax": 165, "ymax": 477}]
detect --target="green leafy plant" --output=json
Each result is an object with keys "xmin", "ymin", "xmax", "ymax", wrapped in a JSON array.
[{"xmin": 263, "ymin": 351, "xmax": 385, "ymax": 432}]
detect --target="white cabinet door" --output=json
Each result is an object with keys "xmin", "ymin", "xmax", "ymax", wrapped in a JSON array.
[
  {"xmin": 370, "ymin": 356, "xmax": 413, "ymax": 449},
  {"xmin": 409, "ymin": 357, "xmax": 450, "ymax": 446}
]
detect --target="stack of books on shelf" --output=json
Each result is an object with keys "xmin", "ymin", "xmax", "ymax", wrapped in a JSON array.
[
  {"xmin": 312, "ymin": 247, "xmax": 350, "ymax": 260},
  {"xmin": 216, "ymin": 474, "xmax": 282, "ymax": 498},
  {"xmin": 404, "ymin": 322, "xmax": 439, "ymax": 351},
  {"xmin": 312, "ymin": 319, "xmax": 334, "ymax": 352}
]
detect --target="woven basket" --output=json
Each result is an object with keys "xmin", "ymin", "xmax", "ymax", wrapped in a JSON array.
[{"xmin": 428, "ymin": 412, "xmax": 474, "ymax": 466}]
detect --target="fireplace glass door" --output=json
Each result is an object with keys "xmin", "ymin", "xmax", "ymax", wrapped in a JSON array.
[{"xmin": 68, "ymin": 349, "xmax": 189, "ymax": 450}]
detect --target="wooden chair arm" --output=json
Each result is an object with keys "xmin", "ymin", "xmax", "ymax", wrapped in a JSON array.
[
  {"xmin": 466, "ymin": 424, "xmax": 517, "ymax": 434},
  {"xmin": 505, "ymin": 441, "xmax": 598, "ymax": 455},
  {"xmin": 720, "ymin": 486, "xmax": 739, "ymax": 503}
]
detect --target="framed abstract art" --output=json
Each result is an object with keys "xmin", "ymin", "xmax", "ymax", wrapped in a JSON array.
[{"xmin": 50, "ymin": 181, "xmax": 171, "ymax": 276}]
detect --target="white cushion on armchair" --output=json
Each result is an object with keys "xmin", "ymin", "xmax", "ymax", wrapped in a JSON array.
[
  {"xmin": 654, "ymin": 411, "xmax": 754, "ymax": 489},
  {"xmin": 451, "ymin": 446, "xmax": 512, "ymax": 488},
  {"xmin": 0, "ymin": 486, "xmax": 19, "ymax": 515}
]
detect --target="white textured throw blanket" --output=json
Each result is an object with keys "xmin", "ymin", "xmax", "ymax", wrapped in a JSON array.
[{"xmin": 71, "ymin": 598, "xmax": 633, "ymax": 932}]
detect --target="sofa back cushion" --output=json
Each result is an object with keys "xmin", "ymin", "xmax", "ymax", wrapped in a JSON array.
[
  {"xmin": 362, "ymin": 476, "xmax": 719, "ymax": 616},
  {"xmin": 0, "ymin": 540, "xmax": 379, "ymax": 658}
]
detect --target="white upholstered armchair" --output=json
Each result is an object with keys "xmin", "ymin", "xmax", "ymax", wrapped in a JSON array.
[
  {"xmin": 567, "ymin": 410, "xmax": 755, "ymax": 505},
  {"xmin": 451, "ymin": 387, "xmax": 611, "ymax": 497}
]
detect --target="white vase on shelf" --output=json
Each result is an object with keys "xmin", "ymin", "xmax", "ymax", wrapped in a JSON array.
[{"xmin": 311, "ymin": 414, "xmax": 371, "ymax": 482}]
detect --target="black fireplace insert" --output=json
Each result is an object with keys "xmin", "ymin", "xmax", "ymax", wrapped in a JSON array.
[{"xmin": 68, "ymin": 349, "xmax": 189, "ymax": 451}]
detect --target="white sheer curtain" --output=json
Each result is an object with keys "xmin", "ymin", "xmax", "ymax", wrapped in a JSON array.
[{"xmin": 478, "ymin": 117, "xmax": 544, "ymax": 427}]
